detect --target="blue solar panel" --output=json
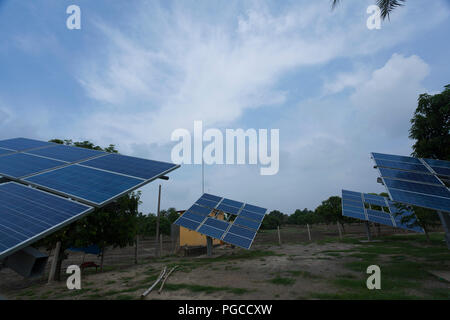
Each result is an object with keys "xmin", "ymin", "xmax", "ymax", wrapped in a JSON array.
[
  {"xmin": 0, "ymin": 153, "xmax": 65, "ymax": 178},
  {"xmin": 216, "ymin": 203, "xmax": 241, "ymax": 215},
  {"xmin": 198, "ymin": 224, "xmax": 226, "ymax": 239},
  {"xmin": 227, "ymin": 225, "xmax": 256, "ymax": 239},
  {"xmin": 342, "ymin": 190, "xmax": 362, "ymax": 197},
  {"xmin": 363, "ymin": 197, "xmax": 387, "ymax": 207},
  {"xmin": 423, "ymin": 158, "xmax": 450, "ymax": 169},
  {"xmin": 372, "ymin": 152, "xmax": 421, "ymax": 164},
  {"xmin": 367, "ymin": 215, "xmax": 394, "ymax": 227},
  {"xmin": 0, "ymin": 138, "xmax": 55, "ymax": 151},
  {"xmin": 223, "ymin": 233, "xmax": 252, "ymax": 249},
  {"xmin": 203, "ymin": 217, "xmax": 230, "ymax": 231},
  {"xmin": 0, "ymin": 148, "xmax": 14, "ymax": 156},
  {"xmin": 378, "ymin": 167, "xmax": 441, "ymax": 185},
  {"xmin": 342, "ymin": 203, "xmax": 365, "ymax": 215},
  {"xmin": 181, "ymin": 211, "xmax": 206, "ymax": 223},
  {"xmin": 388, "ymin": 188, "xmax": 450, "ymax": 213},
  {"xmin": 202, "ymin": 193, "xmax": 222, "ymax": 202},
  {"xmin": 24, "ymin": 165, "xmax": 144, "ymax": 206},
  {"xmin": 0, "ymin": 182, "xmax": 93, "ymax": 259},
  {"xmin": 383, "ymin": 178, "xmax": 450, "ymax": 198},
  {"xmin": 196, "ymin": 197, "xmax": 219, "ymax": 209},
  {"xmin": 341, "ymin": 190, "xmax": 424, "ymax": 232},
  {"xmin": 239, "ymin": 209, "xmax": 265, "ymax": 222},
  {"xmin": 342, "ymin": 198, "xmax": 364, "ymax": 208},
  {"xmin": 80, "ymin": 153, "xmax": 177, "ymax": 180},
  {"xmin": 174, "ymin": 217, "xmax": 200, "ymax": 231},
  {"xmin": 234, "ymin": 216, "xmax": 260, "ymax": 230},
  {"xmin": 188, "ymin": 204, "xmax": 213, "ymax": 216},
  {"xmin": 221, "ymin": 198, "xmax": 244, "ymax": 209},
  {"xmin": 174, "ymin": 193, "xmax": 266, "ymax": 249},
  {"xmin": 342, "ymin": 194, "xmax": 363, "ymax": 202},
  {"xmin": 432, "ymin": 166, "xmax": 450, "ymax": 177},
  {"xmin": 374, "ymin": 159, "xmax": 429, "ymax": 173},
  {"xmin": 27, "ymin": 144, "xmax": 106, "ymax": 163},
  {"xmin": 243, "ymin": 204, "xmax": 267, "ymax": 215}
]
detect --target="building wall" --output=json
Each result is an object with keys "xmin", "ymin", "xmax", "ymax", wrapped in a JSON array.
[{"xmin": 178, "ymin": 211, "xmax": 224, "ymax": 247}]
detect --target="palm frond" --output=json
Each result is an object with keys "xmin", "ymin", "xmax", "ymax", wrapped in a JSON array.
[
  {"xmin": 377, "ymin": 0, "xmax": 406, "ymax": 20},
  {"xmin": 332, "ymin": 0, "xmax": 407, "ymax": 20}
]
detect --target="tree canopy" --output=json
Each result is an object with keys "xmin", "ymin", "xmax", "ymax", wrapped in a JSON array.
[{"xmin": 409, "ymin": 85, "xmax": 450, "ymax": 160}]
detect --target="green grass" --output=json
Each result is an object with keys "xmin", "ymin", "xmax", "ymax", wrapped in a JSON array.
[
  {"xmin": 163, "ymin": 283, "xmax": 250, "ymax": 295},
  {"xmin": 116, "ymin": 294, "xmax": 134, "ymax": 300},
  {"xmin": 269, "ymin": 276, "xmax": 296, "ymax": 286},
  {"xmin": 286, "ymin": 270, "xmax": 320, "ymax": 279}
]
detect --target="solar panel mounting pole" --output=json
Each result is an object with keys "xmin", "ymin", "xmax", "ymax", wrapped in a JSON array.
[
  {"xmin": 202, "ymin": 137, "xmax": 213, "ymax": 256},
  {"xmin": 437, "ymin": 211, "xmax": 450, "ymax": 250},
  {"xmin": 364, "ymin": 222, "xmax": 372, "ymax": 241},
  {"xmin": 156, "ymin": 185, "xmax": 161, "ymax": 258}
]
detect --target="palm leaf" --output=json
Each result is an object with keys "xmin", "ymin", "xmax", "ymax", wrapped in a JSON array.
[{"xmin": 331, "ymin": 0, "xmax": 406, "ymax": 20}]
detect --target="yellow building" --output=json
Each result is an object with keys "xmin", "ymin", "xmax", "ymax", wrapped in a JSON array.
[{"xmin": 177, "ymin": 210, "xmax": 225, "ymax": 247}]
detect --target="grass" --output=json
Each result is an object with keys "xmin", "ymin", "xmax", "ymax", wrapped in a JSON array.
[
  {"xmin": 163, "ymin": 283, "xmax": 250, "ymax": 295},
  {"xmin": 286, "ymin": 270, "xmax": 320, "ymax": 279},
  {"xmin": 269, "ymin": 276, "xmax": 296, "ymax": 286}
]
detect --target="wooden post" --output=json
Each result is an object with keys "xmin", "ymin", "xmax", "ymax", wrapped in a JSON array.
[
  {"xmin": 307, "ymin": 224, "xmax": 312, "ymax": 241},
  {"xmin": 277, "ymin": 225, "xmax": 282, "ymax": 246},
  {"xmin": 134, "ymin": 235, "xmax": 139, "ymax": 265},
  {"xmin": 337, "ymin": 222, "xmax": 343, "ymax": 239},
  {"xmin": 160, "ymin": 234, "xmax": 163, "ymax": 257},
  {"xmin": 47, "ymin": 241, "xmax": 61, "ymax": 283},
  {"xmin": 156, "ymin": 184, "xmax": 162, "ymax": 257}
]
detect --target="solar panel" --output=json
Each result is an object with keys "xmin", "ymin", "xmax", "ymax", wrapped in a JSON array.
[
  {"xmin": 80, "ymin": 153, "xmax": 178, "ymax": 180},
  {"xmin": 0, "ymin": 148, "xmax": 14, "ymax": 156},
  {"xmin": 27, "ymin": 144, "xmax": 106, "ymax": 163},
  {"xmin": 24, "ymin": 165, "xmax": 146, "ymax": 207},
  {"xmin": 372, "ymin": 152, "xmax": 450, "ymax": 213},
  {"xmin": 173, "ymin": 194, "xmax": 267, "ymax": 249},
  {"xmin": 0, "ymin": 153, "xmax": 65, "ymax": 179},
  {"xmin": 0, "ymin": 138, "xmax": 55, "ymax": 151},
  {"xmin": 0, "ymin": 182, "xmax": 93, "ymax": 259},
  {"xmin": 341, "ymin": 190, "xmax": 424, "ymax": 233}
]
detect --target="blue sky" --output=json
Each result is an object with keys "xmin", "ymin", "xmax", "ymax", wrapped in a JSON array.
[{"xmin": 0, "ymin": 0, "xmax": 449, "ymax": 214}]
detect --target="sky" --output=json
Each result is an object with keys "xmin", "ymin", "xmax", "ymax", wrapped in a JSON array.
[{"xmin": 0, "ymin": 0, "xmax": 449, "ymax": 215}]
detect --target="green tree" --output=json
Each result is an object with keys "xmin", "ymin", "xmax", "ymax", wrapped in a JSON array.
[
  {"xmin": 409, "ymin": 85, "xmax": 450, "ymax": 160},
  {"xmin": 36, "ymin": 139, "xmax": 139, "ymax": 279},
  {"xmin": 332, "ymin": 0, "xmax": 406, "ymax": 20}
]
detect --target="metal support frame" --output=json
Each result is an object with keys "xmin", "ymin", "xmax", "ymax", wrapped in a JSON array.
[
  {"xmin": 206, "ymin": 236, "xmax": 213, "ymax": 256},
  {"xmin": 437, "ymin": 211, "xmax": 450, "ymax": 250}
]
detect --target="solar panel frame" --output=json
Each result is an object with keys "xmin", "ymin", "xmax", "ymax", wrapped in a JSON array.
[
  {"xmin": 23, "ymin": 163, "xmax": 179, "ymax": 207},
  {"xmin": 0, "ymin": 153, "xmax": 67, "ymax": 179},
  {"xmin": 26, "ymin": 144, "xmax": 108, "ymax": 163},
  {"xmin": 0, "ymin": 138, "xmax": 56, "ymax": 152},
  {"xmin": 341, "ymin": 189, "xmax": 424, "ymax": 233},
  {"xmin": 173, "ymin": 194, "xmax": 267, "ymax": 249},
  {"xmin": 0, "ymin": 182, "xmax": 94, "ymax": 259}
]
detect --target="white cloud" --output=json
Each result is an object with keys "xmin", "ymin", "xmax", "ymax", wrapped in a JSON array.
[{"xmin": 351, "ymin": 53, "xmax": 430, "ymax": 137}]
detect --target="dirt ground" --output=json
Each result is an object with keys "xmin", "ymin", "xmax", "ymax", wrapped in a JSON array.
[{"xmin": 0, "ymin": 224, "xmax": 448, "ymax": 300}]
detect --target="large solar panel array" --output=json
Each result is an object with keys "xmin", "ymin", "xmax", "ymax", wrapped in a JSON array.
[
  {"xmin": 371, "ymin": 152, "xmax": 450, "ymax": 213},
  {"xmin": 0, "ymin": 182, "xmax": 94, "ymax": 259},
  {"xmin": 0, "ymin": 138, "xmax": 179, "ymax": 207},
  {"xmin": 342, "ymin": 189, "xmax": 424, "ymax": 233},
  {"xmin": 174, "ymin": 193, "xmax": 267, "ymax": 249}
]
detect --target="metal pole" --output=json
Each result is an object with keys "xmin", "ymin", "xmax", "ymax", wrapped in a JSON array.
[
  {"xmin": 206, "ymin": 236, "xmax": 213, "ymax": 256},
  {"xmin": 365, "ymin": 221, "xmax": 372, "ymax": 241},
  {"xmin": 156, "ymin": 185, "xmax": 162, "ymax": 257},
  {"xmin": 437, "ymin": 211, "xmax": 450, "ymax": 249}
]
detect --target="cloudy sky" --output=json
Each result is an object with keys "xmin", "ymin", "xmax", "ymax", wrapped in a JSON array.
[{"xmin": 0, "ymin": 0, "xmax": 449, "ymax": 214}]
